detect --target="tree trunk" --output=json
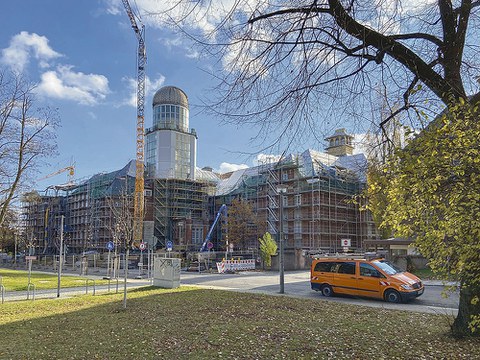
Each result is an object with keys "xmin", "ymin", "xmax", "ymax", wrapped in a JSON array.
[{"xmin": 452, "ymin": 285, "xmax": 480, "ymax": 337}]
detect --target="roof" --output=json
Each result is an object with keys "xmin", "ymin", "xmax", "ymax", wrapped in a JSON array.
[
  {"xmin": 212, "ymin": 148, "xmax": 367, "ymax": 196},
  {"xmin": 152, "ymin": 86, "xmax": 188, "ymax": 108},
  {"xmin": 324, "ymin": 128, "xmax": 354, "ymax": 140}
]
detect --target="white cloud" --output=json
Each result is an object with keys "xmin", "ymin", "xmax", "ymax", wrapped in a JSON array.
[
  {"xmin": 103, "ymin": 0, "xmax": 122, "ymax": 15},
  {"xmin": 123, "ymin": 74, "xmax": 166, "ymax": 107},
  {"xmin": 353, "ymin": 133, "xmax": 370, "ymax": 155},
  {"xmin": 88, "ymin": 111, "xmax": 98, "ymax": 120},
  {"xmin": 217, "ymin": 162, "xmax": 248, "ymax": 173},
  {"xmin": 0, "ymin": 31, "xmax": 62, "ymax": 72},
  {"xmin": 36, "ymin": 65, "xmax": 110, "ymax": 105}
]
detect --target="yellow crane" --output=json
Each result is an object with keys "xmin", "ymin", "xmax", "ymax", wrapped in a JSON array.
[
  {"xmin": 122, "ymin": 0, "xmax": 146, "ymax": 245},
  {"xmin": 38, "ymin": 165, "xmax": 75, "ymax": 183},
  {"xmin": 37, "ymin": 165, "xmax": 75, "ymax": 253}
]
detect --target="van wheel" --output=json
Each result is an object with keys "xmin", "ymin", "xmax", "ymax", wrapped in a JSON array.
[
  {"xmin": 321, "ymin": 285, "xmax": 333, "ymax": 297},
  {"xmin": 384, "ymin": 289, "xmax": 401, "ymax": 303}
]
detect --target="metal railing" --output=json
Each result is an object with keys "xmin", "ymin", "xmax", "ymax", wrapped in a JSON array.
[{"xmin": 85, "ymin": 279, "xmax": 96, "ymax": 295}]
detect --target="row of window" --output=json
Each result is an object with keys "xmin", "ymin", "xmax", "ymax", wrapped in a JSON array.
[
  {"xmin": 328, "ymin": 137, "xmax": 352, "ymax": 147},
  {"xmin": 153, "ymin": 104, "xmax": 189, "ymax": 132},
  {"xmin": 313, "ymin": 261, "xmax": 380, "ymax": 277}
]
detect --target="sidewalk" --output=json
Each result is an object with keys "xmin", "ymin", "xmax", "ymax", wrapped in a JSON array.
[
  {"xmin": 423, "ymin": 279, "xmax": 458, "ymax": 287},
  {"xmin": 0, "ymin": 266, "xmax": 152, "ymax": 303}
]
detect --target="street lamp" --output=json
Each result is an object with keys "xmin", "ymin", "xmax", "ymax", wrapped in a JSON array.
[
  {"xmin": 277, "ymin": 184, "xmax": 287, "ymax": 294},
  {"xmin": 57, "ymin": 215, "xmax": 64, "ymax": 298},
  {"xmin": 306, "ymin": 177, "xmax": 320, "ymax": 248}
]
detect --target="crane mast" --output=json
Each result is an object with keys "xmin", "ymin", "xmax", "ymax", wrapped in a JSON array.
[{"xmin": 122, "ymin": 0, "xmax": 145, "ymax": 245}]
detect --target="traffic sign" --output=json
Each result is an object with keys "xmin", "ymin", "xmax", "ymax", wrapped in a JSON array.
[
  {"xmin": 106, "ymin": 241, "xmax": 114, "ymax": 251},
  {"xmin": 341, "ymin": 238, "xmax": 351, "ymax": 247},
  {"xmin": 166, "ymin": 240, "xmax": 173, "ymax": 251},
  {"xmin": 139, "ymin": 242, "xmax": 146, "ymax": 250},
  {"xmin": 207, "ymin": 241, "xmax": 213, "ymax": 250}
]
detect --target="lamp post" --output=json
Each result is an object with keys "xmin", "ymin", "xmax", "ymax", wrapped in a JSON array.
[
  {"xmin": 306, "ymin": 177, "xmax": 320, "ymax": 248},
  {"xmin": 277, "ymin": 185, "xmax": 287, "ymax": 294},
  {"xmin": 57, "ymin": 215, "xmax": 64, "ymax": 298}
]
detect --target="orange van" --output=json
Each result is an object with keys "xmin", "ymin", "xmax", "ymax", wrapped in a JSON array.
[{"xmin": 310, "ymin": 257, "xmax": 424, "ymax": 303}]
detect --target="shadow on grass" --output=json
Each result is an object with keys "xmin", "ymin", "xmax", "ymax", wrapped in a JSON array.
[{"xmin": 0, "ymin": 287, "xmax": 478, "ymax": 359}]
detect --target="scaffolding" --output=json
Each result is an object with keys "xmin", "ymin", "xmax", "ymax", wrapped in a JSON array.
[
  {"xmin": 22, "ymin": 148, "xmax": 377, "ymax": 256},
  {"xmin": 22, "ymin": 161, "xmax": 138, "ymax": 255},
  {"xmin": 153, "ymin": 178, "xmax": 210, "ymax": 250},
  {"xmin": 209, "ymin": 151, "xmax": 376, "ymax": 253}
]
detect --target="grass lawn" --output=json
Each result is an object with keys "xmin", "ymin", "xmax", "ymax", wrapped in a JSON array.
[
  {"xmin": 0, "ymin": 287, "xmax": 478, "ymax": 359},
  {"xmin": 0, "ymin": 269, "xmax": 110, "ymax": 291},
  {"xmin": 412, "ymin": 267, "xmax": 445, "ymax": 280}
]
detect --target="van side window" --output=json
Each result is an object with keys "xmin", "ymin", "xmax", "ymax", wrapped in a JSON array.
[
  {"xmin": 360, "ymin": 263, "xmax": 381, "ymax": 277},
  {"xmin": 337, "ymin": 262, "xmax": 356, "ymax": 275},
  {"xmin": 314, "ymin": 261, "xmax": 334, "ymax": 272}
]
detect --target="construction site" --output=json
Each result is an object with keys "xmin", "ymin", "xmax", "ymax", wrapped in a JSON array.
[
  {"xmin": 20, "ymin": 1, "xmax": 377, "ymax": 269},
  {"xmin": 22, "ymin": 85, "xmax": 377, "ymax": 268}
]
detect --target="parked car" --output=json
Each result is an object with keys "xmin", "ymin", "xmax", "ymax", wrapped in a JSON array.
[{"xmin": 311, "ymin": 257, "xmax": 424, "ymax": 303}]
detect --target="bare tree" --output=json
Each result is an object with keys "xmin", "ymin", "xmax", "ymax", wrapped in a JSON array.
[
  {"xmin": 152, "ymin": 0, "xmax": 480, "ymax": 336},
  {"xmin": 106, "ymin": 179, "xmax": 135, "ymax": 308},
  {"xmin": 153, "ymin": 0, "xmax": 479, "ymax": 148},
  {"xmin": 227, "ymin": 197, "xmax": 259, "ymax": 250},
  {"xmin": 0, "ymin": 71, "xmax": 59, "ymax": 226}
]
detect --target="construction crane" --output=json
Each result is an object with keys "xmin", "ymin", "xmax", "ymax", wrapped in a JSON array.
[
  {"xmin": 37, "ymin": 165, "xmax": 75, "ymax": 254},
  {"xmin": 200, "ymin": 204, "xmax": 227, "ymax": 252},
  {"xmin": 38, "ymin": 165, "xmax": 75, "ymax": 183},
  {"xmin": 122, "ymin": 0, "xmax": 146, "ymax": 245}
]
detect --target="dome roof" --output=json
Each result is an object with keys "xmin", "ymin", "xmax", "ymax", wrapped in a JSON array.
[{"xmin": 152, "ymin": 86, "xmax": 188, "ymax": 108}]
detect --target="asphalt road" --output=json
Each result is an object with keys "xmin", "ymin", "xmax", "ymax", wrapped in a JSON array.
[
  {"xmin": 1, "ymin": 268, "xmax": 459, "ymax": 316},
  {"xmin": 179, "ymin": 270, "xmax": 460, "ymax": 315}
]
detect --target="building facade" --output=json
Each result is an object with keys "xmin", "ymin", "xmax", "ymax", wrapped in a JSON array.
[{"xmin": 22, "ymin": 86, "xmax": 377, "ymax": 256}]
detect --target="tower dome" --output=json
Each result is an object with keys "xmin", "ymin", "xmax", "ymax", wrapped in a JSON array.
[{"xmin": 152, "ymin": 86, "xmax": 188, "ymax": 108}]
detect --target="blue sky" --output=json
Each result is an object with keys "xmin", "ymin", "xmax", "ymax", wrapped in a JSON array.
[
  {"xmin": 0, "ymin": 0, "xmax": 270, "ymax": 189},
  {"xmin": 1, "ymin": 0, "xmax": 369, "ymax": 190}
]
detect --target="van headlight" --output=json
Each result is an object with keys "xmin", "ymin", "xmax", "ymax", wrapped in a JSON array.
[{"xmin": 401, "ymin": 284, "xmax": 413, "ymax": 290}]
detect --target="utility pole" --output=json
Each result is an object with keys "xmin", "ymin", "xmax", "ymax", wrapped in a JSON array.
[
  {"xmin": 14, "ymin": 232, "xmax": 17, "ymax": 267},
  {"xmin": 57, "ymin": 215, "xmax": 64, "ymax": 298},
  {"xmin": 277, "ymin": 185, "xmax": 287, "ymax": 294}
]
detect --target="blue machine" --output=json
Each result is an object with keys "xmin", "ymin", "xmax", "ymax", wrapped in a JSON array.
[{"xmin": 200, "ymin": 204, "xmax": 227, "ymax": 251}]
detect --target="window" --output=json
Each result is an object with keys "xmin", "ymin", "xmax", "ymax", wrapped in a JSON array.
[
  {"xmin": 282, "ymin": 172, "xmax": 289, "ymax": 181},
  {"xmin": 337, "ymin": 262, "xmax": 356, "ymax": 275},
  {"xmin": 360, "ymin": 263, "xmax": 381, "ymax": 277},
  {"xmin": 372, "ymin": 260, "xmax": 403, "ymax": 275},
  {"xmin": 295, "ymin": 194, "xmax": 301, "ymax": 206},
  {"xmin": 314, "ymin": 261, "xmax": 334, "ymax": 272},
  {"xmin": 294, "ymin": 221, "xmax": 301, "ymax": 233}
]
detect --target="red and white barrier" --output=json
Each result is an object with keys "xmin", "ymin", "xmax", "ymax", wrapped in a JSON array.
[{"xmin": 216, "ymin": 259, "xmax": 255, "ymax": 273}]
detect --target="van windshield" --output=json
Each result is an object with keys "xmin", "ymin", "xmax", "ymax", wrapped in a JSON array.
[{"xmin": 372, "ymin": 260, "xmax": 403, "ymax": 275}]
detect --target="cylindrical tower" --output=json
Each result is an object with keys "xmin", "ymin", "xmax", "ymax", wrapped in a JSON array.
[
  {"xmin": 146, "ymin": 86, "xmax": 197, "ymax": 180},
  {"xmin": 152, "ymin": 86, "xmax": 189, "ymax": 132}
]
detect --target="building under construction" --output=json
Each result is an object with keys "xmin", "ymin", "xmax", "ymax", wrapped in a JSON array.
[
  {"xmin": 22, "ymin": 86, "xmax": 377, "ymax": 256},
  {"xmin": 208, "ymin": 146, "xmax": 374, "ymax": 253}
]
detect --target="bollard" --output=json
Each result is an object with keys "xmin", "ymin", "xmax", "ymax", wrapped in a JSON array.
[
  {"xmin": 1, "ymin": 284, "xmax": 5, "ymax": 304},
  {"xmin": 27, "ymin": 282, "xmax": 36, "ymax": 301},
  {"xmin": 85, "ymin": 279, "xmax": 96, "ymax": 295}
]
